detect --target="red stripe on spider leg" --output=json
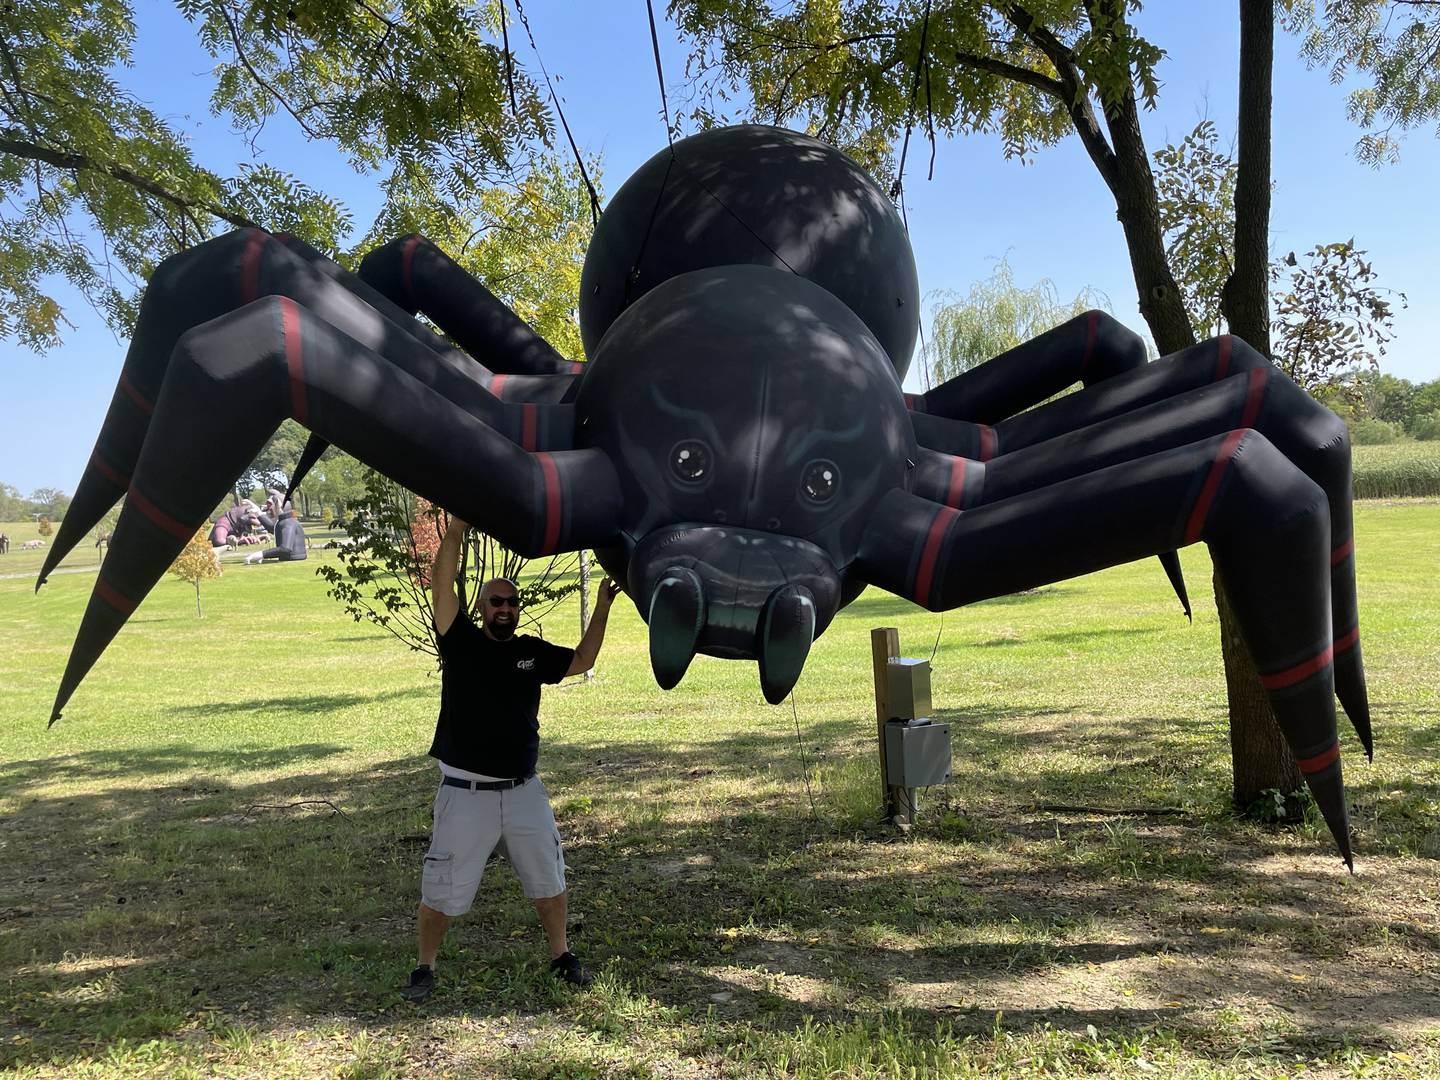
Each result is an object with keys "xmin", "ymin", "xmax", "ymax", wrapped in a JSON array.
[
  {"xmin": 521, "ymin": 404, "xmax": 538, "ymax": 452},
  {"xmin": 1213, "ymin": 335, "xmax": 1233, "ymax": 381},
  {"xmin": 1296, "ymin": 740, "xmax": 1339, "ymax": 775},
  {"xmin": 279, "ymin": 298, "xmax": 308, "ymax": 426},
  {"xmin": 118, "ymin": 373, "xmax": 154, "ymax": 416},
  {"xmin": 912, "ymin": 505, "xmax": 959, "ymax": 606},
  {"xmin": 977, "ymin": 425, "xmax": 997, "ymax": 462},
  {"xmin": 89, "ymin": 450, "xmax": 129, "ymax": 489},
  {"xmin": 240, "ymin": 229, "xmax": 269, "ymax": 304},
  {"xmin": 401, "ymin": 236, "xmax": 422, "ymax": 308},
  {"xmin": 1080, "ymin": 310, "xmax": 1099, "ymax": 378},
  {"xmin": 490, "ymin": 374, "xmax": 509, "ymax": 399},
  {"xmin": 1183, "ymin": 430, "xmax": 1246, "ymax": 545},
  {"xmin": 1334, "ymin": 623, "xmax": 1360, "ymax": 655},
  {"xmin": 1259, "ymin": 642, "xmax": 1335, "ymax": 690},
  {"xmin": 127, "ymin": 486, "xmax": 194, "ymax": 540},
  {"xmin": 944, "ymin": 456, "xmax": 966, "ymax": 508},
  {"xmin": 1238, "ymin": 367, "xmax": 1267, "ymax": 429},
  {"xmin": 1331, "ymin": 536, "xmax": 1355, "ymax": 566},
  {"xmin": 903, "ymin": 393, "xmax": 921, "ymax": 411},
  {"xmin": 95, "ymin": 576, "xmax": 138, "ymax": 616},
  {"xmin": 569, "ymin": 362, "xmax": 586, "ymax": 375},
  {"xmin": 535, "ymin": 453, "xmax": 563, "ymax": 554}
]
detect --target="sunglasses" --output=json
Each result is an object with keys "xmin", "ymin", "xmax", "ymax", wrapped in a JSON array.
[{"xmin": 487, "ymin": 595, "xmax": 520, "ymax": 608}]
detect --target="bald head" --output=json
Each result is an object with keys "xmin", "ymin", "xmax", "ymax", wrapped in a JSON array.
[{"xmin": 478, "ymin": 577, "xmax": 520, "ymax": 639}]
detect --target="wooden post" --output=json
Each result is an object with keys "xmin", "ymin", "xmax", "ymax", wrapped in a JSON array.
[{"xmin": 871, "ymin": 627, "xmax": 909, "ymax": 825}]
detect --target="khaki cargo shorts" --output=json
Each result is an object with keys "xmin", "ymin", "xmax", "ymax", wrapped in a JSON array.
[{"xmin": 420, "ymin": 776, "xmax": 566, "ymax": 916}]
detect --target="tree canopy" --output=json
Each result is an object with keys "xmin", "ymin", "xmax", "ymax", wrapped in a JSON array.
[
  {"xmin": 1, "ymin": 0, "xmax": 555, "ymax": 352},
  {"xmin": 1284, "ymin": 0, "xmax": 1440, "ymax": 165}
]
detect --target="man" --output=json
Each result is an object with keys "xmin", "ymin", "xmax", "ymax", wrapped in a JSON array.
[{"xmin": 401, "ymin": 514, "xmax": 620, "ymax": 1002}]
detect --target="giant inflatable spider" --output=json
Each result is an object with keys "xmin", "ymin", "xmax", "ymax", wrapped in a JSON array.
[{"xmin": 41, "ymin": 126, "xmax": 1368, "ymax": 865}]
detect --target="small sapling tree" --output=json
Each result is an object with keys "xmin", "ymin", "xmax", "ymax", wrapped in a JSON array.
[
  {"xmin": 171, "ymin": 527, "xmax": 222, "ymax": 617},
  {"xmin": 318, "ymin": 470, "xmax": 581, "ymax": 664}
]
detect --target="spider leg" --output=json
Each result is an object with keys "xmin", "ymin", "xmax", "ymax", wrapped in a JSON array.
[
  {"xmin": 359, "ymin": 235, "xmax": 588, "ymax": 378},
  {"xmin": 911, "ymin": 410, "xmax": 1192, "ymax": 617},
  {"xmin": 912, "ymin": 340, "xmax": 1369, "ymax": 755},
  {"xmin": 39, "ymin": 230, "xmax": 574, "ymax": 586},
  {"xmin": 273, "ymin": 234, "xmax": 581, "ymax": 497},
  {"xmin": 911, "ymin": 310, "xmax": 1148, "ymax": 423},
  {"xmin": 864, "ymin": 430, "xmax": 1354, "ymax": 866},
  {"xmin": 49, "ymin": 296, "xmax": 620, "ymax": 725},
  {"xmin": 996, "ymin": 340, "xmax": 1367, "ymax": 754}
]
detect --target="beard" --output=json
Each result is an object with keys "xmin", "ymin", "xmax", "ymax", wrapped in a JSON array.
[{"xmin": 485, "ymin": 618, "xmax": 517, "ymax": 640}]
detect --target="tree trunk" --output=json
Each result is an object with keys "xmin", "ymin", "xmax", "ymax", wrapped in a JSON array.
[
  {"xmin": 1221, "ymin": 0, "xmax": 1274, "ymax": 354},
  {"xmin": 579, "ymin": 549, "xmax": 594, "ymax": 681},
  {"xmin": 1083, "ymin": 10, "xmax": 1300, "ymax": 804},
  {"xmin": 1218, "ymin": 0, "xmax": 1301, "ymax": 807},
  {"xmin": 195, "ymin": 582, "xmax": 203, "ymax": 618},
  {"xmin": 1216, "ymin": 566, "xmax": 1303, "ymax": 810}
]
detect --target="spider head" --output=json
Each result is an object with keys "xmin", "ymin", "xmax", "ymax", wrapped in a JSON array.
[{"xmin": 576, "ymin": 265, "xmax": 916, "ymax": 702}]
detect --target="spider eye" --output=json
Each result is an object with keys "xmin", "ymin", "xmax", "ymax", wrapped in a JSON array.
[
  {"xmin": 670, "ymin": 440, "xmax": 712, "ymax": 484},
  {"xmin": 800, "ymin": 459, "xmax": 840, "ymax": 503}
]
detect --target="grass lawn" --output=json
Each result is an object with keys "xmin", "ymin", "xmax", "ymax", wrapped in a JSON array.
[{"xmin": 1, "ymin": 502, "xmax": 1437, "ymax": 1078}]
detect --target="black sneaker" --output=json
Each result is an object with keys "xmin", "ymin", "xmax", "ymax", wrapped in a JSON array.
[
  {"xmin": 549, "ymin": 951, "xmax": 592, "ymax": 988},
  {"xmin": 400, "ymin": 964, "xmax": 436, "ymax": 1002}
]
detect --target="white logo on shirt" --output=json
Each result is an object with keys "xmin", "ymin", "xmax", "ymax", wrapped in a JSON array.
[{"xmin": 517, "ymin": 658, "xmax": 535, "ymax": 670}]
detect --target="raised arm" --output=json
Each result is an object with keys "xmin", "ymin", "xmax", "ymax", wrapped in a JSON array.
[
  {"xmin": 566, "ymin": 577, "xmax": 621, "ymax": 677},
  {"xmin": 432, "ymin": 516, "xmax": 468, "ymax": 636}
]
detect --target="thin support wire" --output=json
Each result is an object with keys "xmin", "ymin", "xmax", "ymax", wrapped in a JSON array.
[{"xmin": 509, "ymin": 0, "xmax": 602, "ymax": 225}]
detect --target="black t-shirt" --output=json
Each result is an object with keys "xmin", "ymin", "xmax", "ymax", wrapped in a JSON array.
[{"xmin": 428, "ymin": 612, "xmax": 574, "ymax": 778}]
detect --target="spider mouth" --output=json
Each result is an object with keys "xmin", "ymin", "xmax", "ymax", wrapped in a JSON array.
[{"xmin": 629, "ymin": 525, "xmax": 842, "ymax": 704}]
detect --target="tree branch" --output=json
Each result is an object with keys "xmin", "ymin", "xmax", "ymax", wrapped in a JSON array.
[
  {"xmin": 951, "ymin": 49, "xmax": 1065, "ymax": 98},
  {"xmin": 1004, "ymin": 4, "xmax": 1120, "ymax": 192},
  {"xmin": 0, "ymin": 133, "xmax": 259, "ymax": 229},
  {"xmin": 220, "ymin": 3, "xmax": 324, "ymax": 139}
]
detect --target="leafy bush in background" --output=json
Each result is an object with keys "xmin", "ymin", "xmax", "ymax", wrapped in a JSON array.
[{"xmin": 1350, "ymin": 418, "xmax": 1405, "ymax": 445}]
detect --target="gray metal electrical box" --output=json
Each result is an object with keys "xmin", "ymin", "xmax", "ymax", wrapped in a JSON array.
[
  {"xmin": 886, "ymin": 658, "xmax": 932, "ymax": 720},
  {"xmin": 884, "ymin": 719, "xmax": 952, "ymax": 787}
]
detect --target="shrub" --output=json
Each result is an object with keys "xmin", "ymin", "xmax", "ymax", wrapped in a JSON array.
[
  {"xmin": 1352, "ymin": 441, "xmax": 1440, "ymax": 498},
  {"xmin": 1410, "ymin": 412, "xmax": 1440, "ymax": 442},
  {"xmin": 1349, "ymin": 418, "xmax": 1404, "ymax": 445}
]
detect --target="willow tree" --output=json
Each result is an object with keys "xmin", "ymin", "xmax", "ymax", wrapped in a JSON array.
[{"xmin": 670, "ymin": 0, "xmax": 1316, "ymax": 803}]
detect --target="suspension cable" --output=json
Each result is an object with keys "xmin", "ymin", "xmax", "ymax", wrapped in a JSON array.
[{"xmin": 509, "ymin": 0, "xmax": 602, "ymax": 226}]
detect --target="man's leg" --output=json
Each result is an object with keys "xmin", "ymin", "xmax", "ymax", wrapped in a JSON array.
[
  {"xmin": 532, "ymin": 892, "xmax": 568, "ymax": 959},
  {"xmin": 417, "ymin": 902, "xmax": 453, "ymax": 967}
]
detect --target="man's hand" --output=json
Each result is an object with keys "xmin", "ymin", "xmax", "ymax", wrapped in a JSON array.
[{"xmin": 594, "ymin": 577, "xmax": 620, "ymax": 608}]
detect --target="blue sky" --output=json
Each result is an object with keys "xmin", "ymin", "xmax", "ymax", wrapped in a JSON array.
[{"xmin": 3, "ymin": 2, "xmax": 1437, "ymax": 495}]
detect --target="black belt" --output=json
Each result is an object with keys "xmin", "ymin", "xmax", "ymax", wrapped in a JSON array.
[{"xmin": 442, "ymin": 774, "xmax": 532, "ymax": 791}]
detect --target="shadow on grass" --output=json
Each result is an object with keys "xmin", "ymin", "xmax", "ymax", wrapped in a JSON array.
[
  {"xmin": 0, "ymin": 706, "xmax": 1436, "ymax": 1074},
  {"xmin": 165, "ymin": 685, "xmax": 431, "ymax": 718}
]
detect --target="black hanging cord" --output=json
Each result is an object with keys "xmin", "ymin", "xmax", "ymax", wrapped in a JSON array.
[
  {"xmin": 890, "ymin": 0, "xmax": 934, "ymax": 203},
  {"xmin": 646, "ymin": 0, "xmax": 674, "ymax": 146},
  {"xmin": 789, "ymin": 691, "xmax": 819, "ymax": 820},
  {"xmin": 891, "ymin": 0, "xmax": 935, "ymax": 391},
  {"xmin": 499, "ymin": 3, "xmax": 518, "ymax": 118},
  {"xmin": 510, "ymin": 0, "xmax": 602, "ymax": 226},
  {"xmin": 626, "ymin": 0, "xmax": 800, "ymax": 307}
]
